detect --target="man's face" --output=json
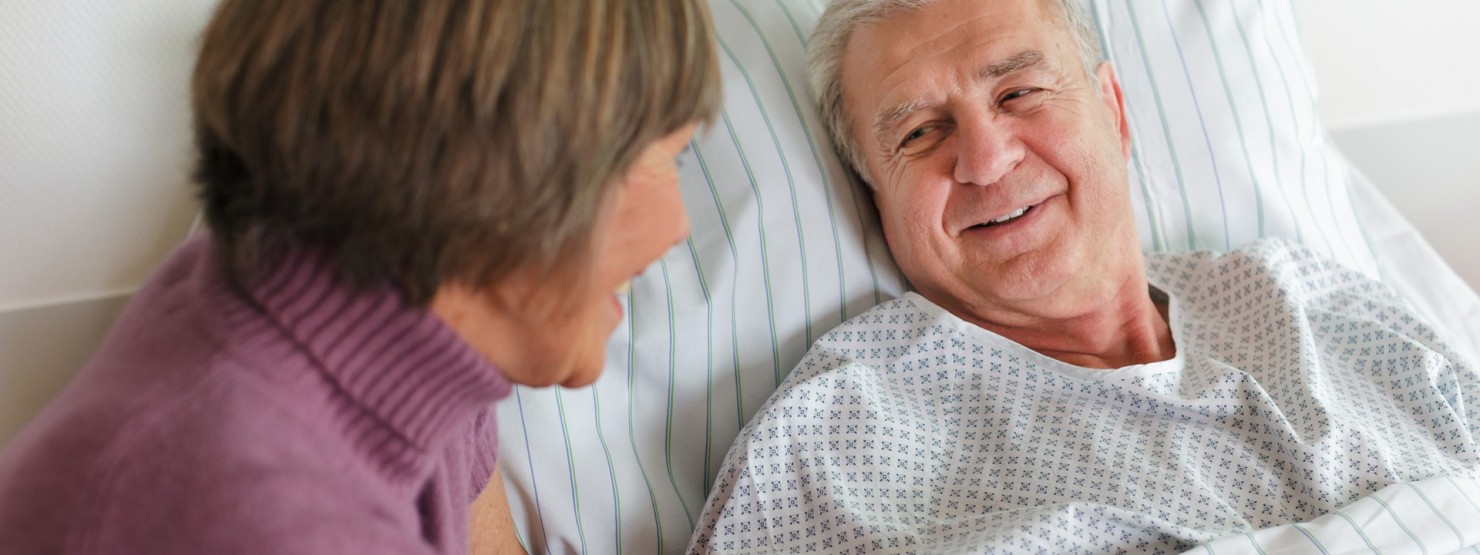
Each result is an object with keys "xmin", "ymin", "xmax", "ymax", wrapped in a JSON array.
[{"xmin": 843, "ymin": 0, "xmax": 1140, "ymax": 324}]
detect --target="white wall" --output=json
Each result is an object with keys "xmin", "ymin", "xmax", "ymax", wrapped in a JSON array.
[
  {"xmin": 0, "ymin": 0, "xmax": 213, "ymax": 312},
  {"xmin": 1296, "ymin": 0, "xmax": 1480, "ymax": 129},
  {"xmin": 1295, "ymin": 0, "xmax": 1480, "ymax": 292},
  {"xmin": 0, "ymin": 0, "xmax": 216, "ymax": 446}
]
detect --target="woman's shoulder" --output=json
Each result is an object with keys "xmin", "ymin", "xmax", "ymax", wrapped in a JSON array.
[{"xmin": 0, "ymin": 358, "xmax": 398, "ymax": 554}]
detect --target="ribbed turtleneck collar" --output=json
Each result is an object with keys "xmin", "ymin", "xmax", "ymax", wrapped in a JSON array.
[{"xmin": 191, "ymin": 235, "xmax": 511, "ymax": 482}]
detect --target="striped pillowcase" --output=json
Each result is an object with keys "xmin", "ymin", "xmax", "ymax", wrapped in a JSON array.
[
  {"xmin": 495, "ymin": 1, "xmax": 1380, "ymax": 553},
  {"xmin": 1100, "ymin": 0, "xmax": 1380, "ymax": 276}
]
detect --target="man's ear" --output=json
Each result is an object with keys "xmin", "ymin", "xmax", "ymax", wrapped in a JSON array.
[
  {"xmin": 852, "ymin": 166, "xmax": 877, "ymax": 194},
  {"xmin": 1095, "ymin": 61, "xmax": 1132, "ymax": 161}
]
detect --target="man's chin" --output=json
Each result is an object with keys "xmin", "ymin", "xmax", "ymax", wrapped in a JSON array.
[{"xmin": 978, "ymin": 261, "xmax": 1075, "ymax": 303}]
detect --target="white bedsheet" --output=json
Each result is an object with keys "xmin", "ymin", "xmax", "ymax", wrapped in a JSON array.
[
  {"xmin": 1350, "ymin": 162, "xmax": 1480, "ymax": 366},
  {"xmin": 1186, "ymin": 476, "xmax": 1480, "ymax": 554}
]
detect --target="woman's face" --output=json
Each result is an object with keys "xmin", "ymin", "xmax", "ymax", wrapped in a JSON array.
[{"xmin": 435, "ymin": 124, "xmax": 697, "ymax": 388}]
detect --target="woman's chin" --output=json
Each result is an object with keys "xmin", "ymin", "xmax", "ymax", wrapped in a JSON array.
[{"xmin": 558, "ymin": 360, "xmax": 605, "ymax": 389}]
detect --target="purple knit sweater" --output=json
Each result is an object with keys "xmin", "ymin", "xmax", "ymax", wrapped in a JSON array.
[{"xmin": 0, "ymin": 236, "xmax": 512, "ymax": 554}]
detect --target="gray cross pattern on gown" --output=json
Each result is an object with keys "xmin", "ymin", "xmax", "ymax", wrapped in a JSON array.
[{"xmin": 688, "ymin": 238, "xmax": 1480, "ymax": 554}]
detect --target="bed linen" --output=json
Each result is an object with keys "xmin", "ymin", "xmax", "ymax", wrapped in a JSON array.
[
  {"xmin": 494, "ymin": 1, "xmax": 1480, "ymax": 552},
  {"xmin": 1185, "ymin": 476, "xmax": 1480, "ymax": 554},
  {"xmin": 1348, "ymin": 163, "xmax": 1480, "ymax": 366},
  {"xmin": 688, "ymin": 239, "xmax": 1480, "ymax": 553}
]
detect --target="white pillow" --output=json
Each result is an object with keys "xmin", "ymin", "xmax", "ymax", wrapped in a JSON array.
[
  {"xmin": 495, "ymin": 1, "xmax": 1403, "ymax": 552},
  {"xmin": 1098, "ymin": 0, "xmax": 1381, "ymax": 277}
]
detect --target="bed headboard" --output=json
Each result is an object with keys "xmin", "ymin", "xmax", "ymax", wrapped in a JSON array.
[{"xmin": 0, "ymin": 0, "xmax": 1475, "ymax": 454}]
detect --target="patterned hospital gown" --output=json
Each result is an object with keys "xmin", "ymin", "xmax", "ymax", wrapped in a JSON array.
[{"xmin": 688, "ymin": 239, "xmax": 1480, "ymax": 554}]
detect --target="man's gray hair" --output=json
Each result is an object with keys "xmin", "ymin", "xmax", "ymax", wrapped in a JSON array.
[{"xmin": 808, "ymin": 0, "xmax": 1103, "ymax": 186}]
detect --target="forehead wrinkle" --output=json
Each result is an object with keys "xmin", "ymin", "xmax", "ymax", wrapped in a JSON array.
[
  {"xmin": 861, "ymin": 12, "xmax": 991, "ymax": 146},
  {"xmin": 868, "ymin": 49, "xmax": 1047, "ymax": 146}
]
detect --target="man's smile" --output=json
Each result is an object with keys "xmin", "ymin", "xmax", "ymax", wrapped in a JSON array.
[
  {"xmin": 955, "ymin": 189, "xmax": 1061, "ymax": 236},
  {"xmin": 975, "ymin": 203, "xmax": 1035, "ymax": 228}
]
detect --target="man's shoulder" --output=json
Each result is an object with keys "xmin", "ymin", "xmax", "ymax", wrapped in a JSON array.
[
  {"xmin": 1145, "ymin": 237, "xmax": 1378, "ymax": 300},
  {"xmin": 754, "ymin": 296, "xmax": 924, "ymax": 409},
  {"xmin": 828, "ymin": 294, "xmax": 934, "ymax": 330},
  {"xmin": 801, "ymin": 292, "xmax": 961, "ymax": 370},
  {"xmin": 778, "ymin": 291, "xmax": 1027, "ymax": 406},
  {"xmin": 1149, "ymin": 239, "xmax": 1466, "ymax": 365},
  {"xmin": 1145, "ymin": 236, "xmax": 1302, "ymax": 274}
]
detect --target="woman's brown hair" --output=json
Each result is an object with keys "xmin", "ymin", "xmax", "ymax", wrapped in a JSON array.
[{"xmin": 192, "ymin": 0, "xmax": 721, "ymax": 304}]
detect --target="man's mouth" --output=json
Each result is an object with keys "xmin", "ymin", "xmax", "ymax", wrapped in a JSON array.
[{"xmin": 973, "ymin": 204, "xmax": 1036, "ymax": 229}]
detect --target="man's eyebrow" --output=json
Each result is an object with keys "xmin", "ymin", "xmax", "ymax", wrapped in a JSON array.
[
  {"xmin": 872, "ymin": 99, "xmax": 929, "ymax": 143},
  {"xmin": 870, "ymin": 50, "xmax": 1047, "ymax": 144},
  {"xmin": 980, "ymin": 50, "xmax": 1044, "ymax": 80}
]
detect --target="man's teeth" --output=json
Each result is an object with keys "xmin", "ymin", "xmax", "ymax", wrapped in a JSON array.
[{"xmin": 988, "ymin": 206, "xmax": 1030, "ymax": 225}]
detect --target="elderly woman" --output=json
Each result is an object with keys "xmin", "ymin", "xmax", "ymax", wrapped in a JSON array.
[{"xmin": 0, "ymin": 1, "xmax": 719, "ymax": 553}]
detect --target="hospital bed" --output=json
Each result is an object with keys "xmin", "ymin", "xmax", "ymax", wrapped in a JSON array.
[
  {"xmin": 495, "ymin": 1, "xmax": 1480, "ymax": 552},
  {"xmin": 1, "ymin": 0, "xmax": 1477, "ymax": 553}
]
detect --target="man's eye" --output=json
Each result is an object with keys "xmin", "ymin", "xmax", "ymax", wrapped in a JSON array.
[
  {"xmin": 1000, "ymin": 88, "xmax": 1037, "ymax": 103},
  {"xmin": 900, "ymin": 126, "xmax": 930, "ymax": 147}
]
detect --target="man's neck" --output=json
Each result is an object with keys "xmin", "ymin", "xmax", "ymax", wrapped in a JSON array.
[{"xmin": 966, "ymin": 279, "xmax": 1176, "ymax": 370}]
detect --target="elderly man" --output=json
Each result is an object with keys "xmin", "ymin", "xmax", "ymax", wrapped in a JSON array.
[{"xmin": 687, "ymin": 0, "xmax": 1480, "ymax": 552}]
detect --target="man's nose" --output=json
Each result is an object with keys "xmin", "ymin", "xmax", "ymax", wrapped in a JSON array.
[{"xmin": 952, "ymin": 119, "xmax": 1025, "ymax": 186}]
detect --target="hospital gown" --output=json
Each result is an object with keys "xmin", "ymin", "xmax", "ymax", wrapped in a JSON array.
[{"xmin": 688, "ymin": 239, "xmax": 1480, "ymax": 554}]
